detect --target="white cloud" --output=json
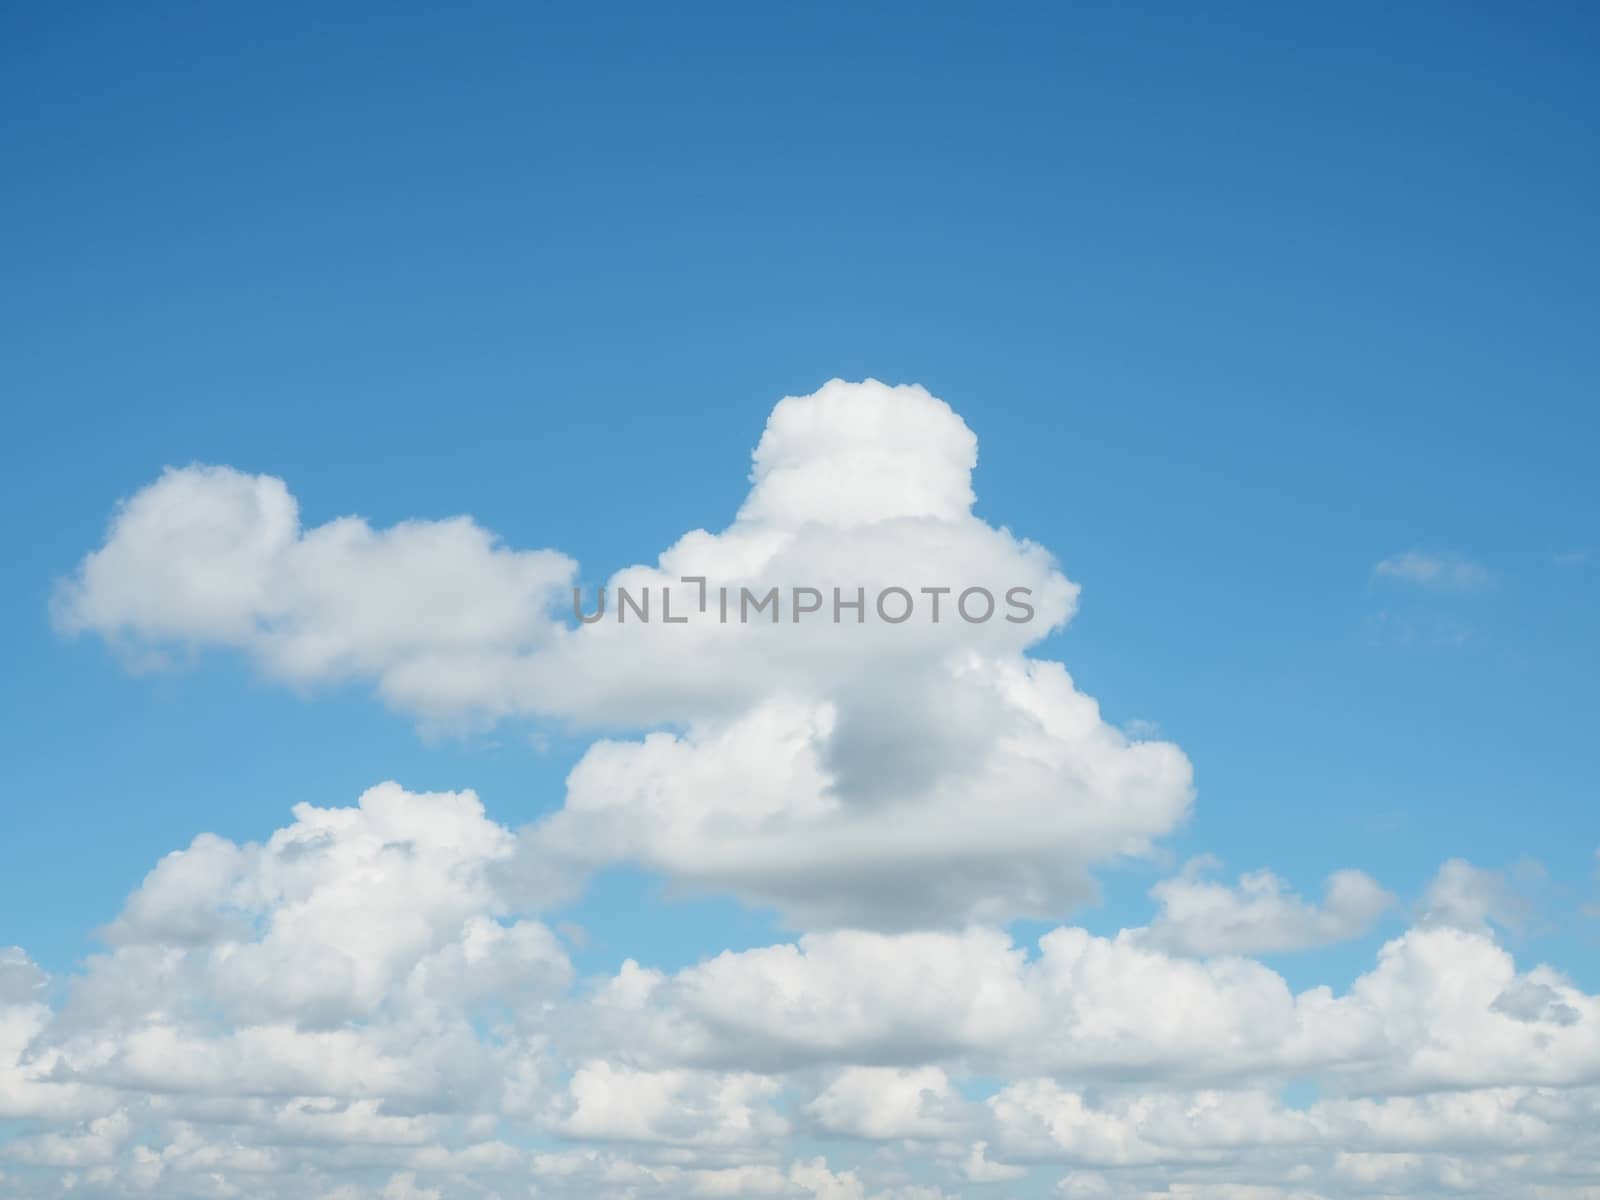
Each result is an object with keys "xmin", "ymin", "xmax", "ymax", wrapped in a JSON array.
[
  {"xmin": 1372, "ymin": 550, "xmax": 1492, "ymax": 590},
  {"xmin": 991, "ymin": 1080, "xmax": 1600, "ymax": 1194},
  {"xmin": 804, "ymin": 1067, "xmax": 967, "ymax": 1140},
  {"xmin": 558, "ymin": 1062, "xmax": 787, "ymax": 1146},
  {"xmin": 52, "ymin": 465, "xmax": 576, "ymax": 720},
  {"xmin": 4, "ymin": 1111, "xmax": 129, "ymax": 1168},
  {"xmin": 54, "ymin": 381, "xmax": 1072, "ymax": 731},
  {"xmin": 58, "ymin": 381, "xmax": 1188, "ymax": 931},
  {"xmin": 961, "ymin": 1140, "xmax": 1026, "ymax": 1182},
  {"xmin": 22, "ymin": 783, "xmax": 569, "ymax": 1148},
  {"xmin": 739, "ymin": 379, "xmax": 978, "ymax": 529},
  {"xmin": 528, "ymin": 662, "xmax": 1192, "ymax": 929},
  {"xmin": 0, "ymin": 949, "xmax": 47, "ymax": 1006},
  {"xmin": 1138, "ymin": 859, "xmax": 1394, "ymax": 956},
  {"xmin": 25, "ymin": 380, "xmax": 1600, "ymax": 1197},
  {"xmin": 2, "ymin": 788, "xmax": 1600, "ymax": 1196},
  {"xmin": 580, "ymin": 917, "xmax": 1600, "ymax": 1096},
  {"xmin": 1418, "ymin": 858, "xmax": 1533, "ymax": 933}
]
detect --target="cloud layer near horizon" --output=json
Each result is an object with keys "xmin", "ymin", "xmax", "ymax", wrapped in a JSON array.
[
  {"xmin": 17, "ymin": 380, "xmax": 1598, "ymax": 1198},
  {"xmin": 3, "ymin": 783, "xmax": 1596, "ymax": 1199}
]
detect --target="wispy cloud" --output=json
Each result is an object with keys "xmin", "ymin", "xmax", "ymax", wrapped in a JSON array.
[
  {"xmin": 1365, "ymin": 610, "xmax": 1475, "ymax": 650},
  {"xmin": 1373, "ymin": 549, "xmax": 1492, "ymax": 591},
  {"xmin": 1122, "ymin": 717, "xmax": 1162, "ymax": 740}
]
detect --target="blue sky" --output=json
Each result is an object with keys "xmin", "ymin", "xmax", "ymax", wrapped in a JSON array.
[
  {"xmin": 5, "ymin": 0, "xmax": 1595, "ymax": 968},
  {"xmin": 1, "ymin": 5, "xmax": 1598, "ymax": 1198}
]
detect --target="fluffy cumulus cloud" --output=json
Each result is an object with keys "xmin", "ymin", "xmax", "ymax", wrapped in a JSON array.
[
  {"xmin": 52, "ymin": 466, "xmax": 578, "ymax": 703},
  {"xmin": 1137, "ymin": 858, "xmax": 1394, "ymax": 956},
  {"xmin": 58, "ymin": 380, "xmax": 1184, "ymax": 931},
  {"xmin": 14, "ymin": 380, "xmax": 1598, "ymax": 1197}
]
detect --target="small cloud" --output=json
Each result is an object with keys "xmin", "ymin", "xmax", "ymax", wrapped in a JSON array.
[
  {"xmin": 1553, "ymin": 550, "xmax": 1590, "ymax": 567},
  {"xmin": 1373, "ymin": 550, "xmax": 1492, "ymax": 591},
  {"xmin": 1417, "ymin": 858, "xmax": 1536, "ymax": 934},
  {"xmin": 1122, "ymin": 718, "xmax": 1162, "ymax": 740},
  {"xmin": 1137, "ymin": 858, "xmax": 1394, "ymax": 956}
]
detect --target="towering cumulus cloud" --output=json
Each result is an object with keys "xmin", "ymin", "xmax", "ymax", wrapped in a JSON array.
[{"xmin": 20, "ymin": 381, "xmax": 1600, "ymax": 1198}]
